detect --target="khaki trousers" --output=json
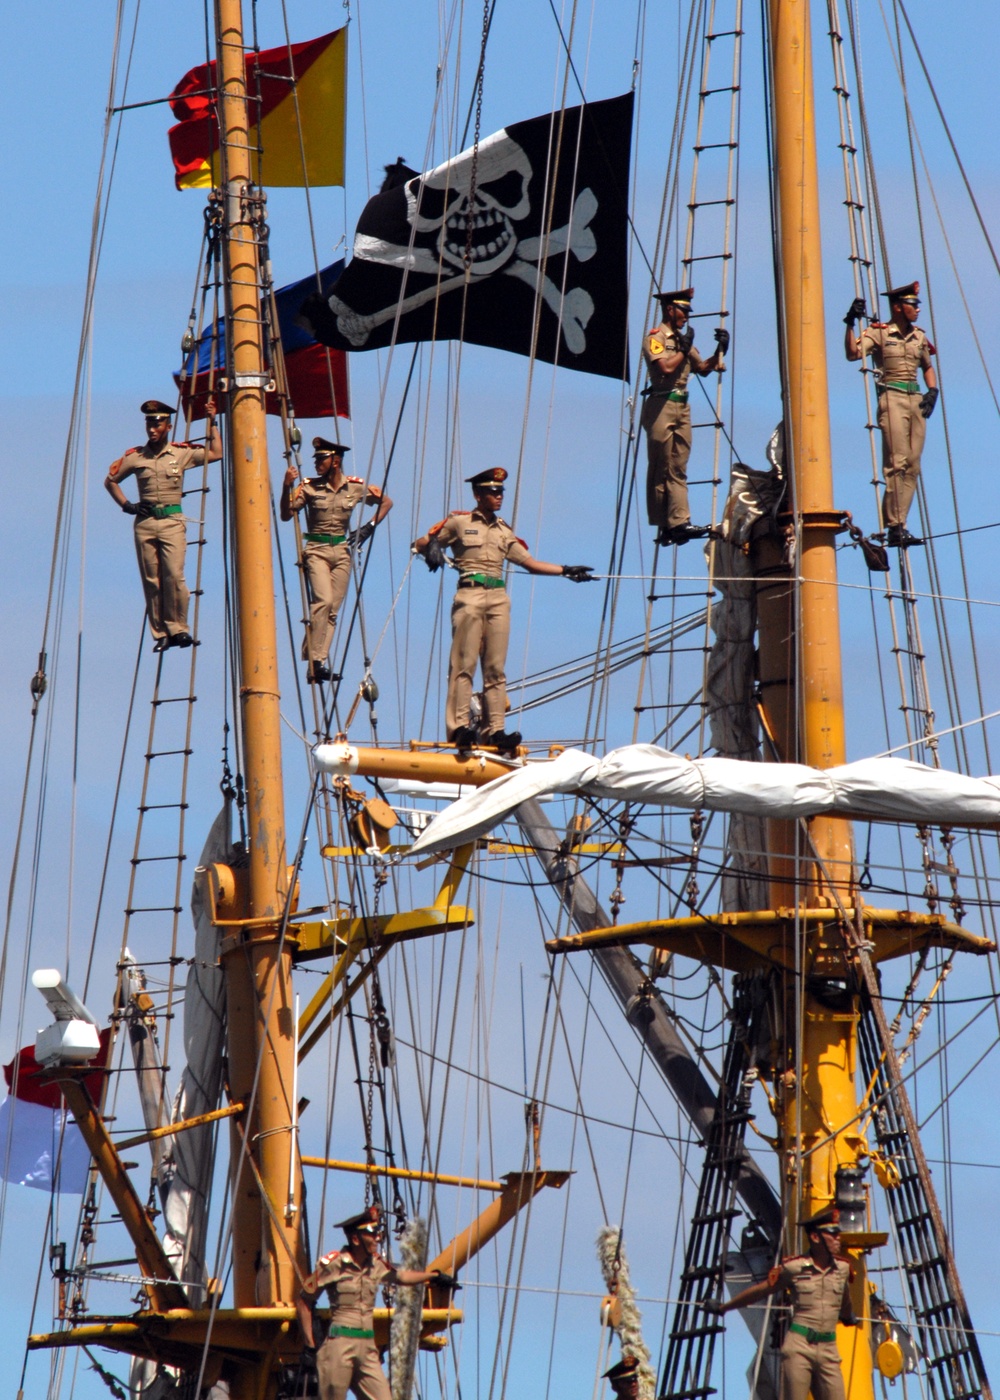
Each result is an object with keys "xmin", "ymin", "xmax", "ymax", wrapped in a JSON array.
[
  {"xmin": 642, "ymin": 396, "xmax": 693, "ymax": 528},
  {"xmin": 302, "ymin": 543, "xmax": 352, "ymax": 662},
  {"xmin": 316, "ymin": 1334, "xmax": 391, "ymax": 1400},
  {"xmin": 446, "ymin": 588, "xmax": 511, "ymax": 737},
  {"xmin": 878, "ymin": 389, "xmax": 926, "ymax": 528},
  {"xmin": 133, "ymin": 515, "xmax": 189, "ymax": 640},
  {"xmin": 780, "ymin": 1333, "xmax": 846, "ymax": 1400}
]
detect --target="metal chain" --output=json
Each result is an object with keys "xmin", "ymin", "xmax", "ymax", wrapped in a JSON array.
[
  {"xmin": 463, "ymin": 0, "xmax": 491, "ymax": 273},
  {"xmin": 685, "ymin": 811, "xmax": 704, "ymax": 909}
]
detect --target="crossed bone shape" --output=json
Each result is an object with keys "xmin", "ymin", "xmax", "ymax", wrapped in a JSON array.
[{"xmin": 329, "ymin": 189, "xmax": 599, "ymax": 356}]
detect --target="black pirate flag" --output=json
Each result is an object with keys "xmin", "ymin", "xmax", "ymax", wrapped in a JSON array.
[{"xmin": 299, "ymin": 93, "xmax": 633, "ymax": 380}]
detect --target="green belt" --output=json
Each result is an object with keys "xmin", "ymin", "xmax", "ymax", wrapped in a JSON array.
[
  {"xmin": 304, "ymin": 532, "xmax": 347, "ymax": 545},
  {"xmin": 643, "ymin": 388, "xmax": 689, "ymax": 403},
  {"xmin": 150, "ymin": 503, "xmax": 182, "ymax": 519},
  {"xmin": 878, "ymin": 380, "xmax": 920, "ymax": 394},
  {"xmin": 789, "ymin": 1323, "xmax": 837, "ymax": 1344},
  {"xmin": 328, "ymin": 1326, "xmax": 375, "ymax": 1340},
  {"xmin": 458, "ymin": 574, "xmax": 506, "ymax": 589}
]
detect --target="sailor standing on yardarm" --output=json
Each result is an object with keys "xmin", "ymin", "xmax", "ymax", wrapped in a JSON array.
[
  {"xmin": 104, "ymin": 397, "xmax": 222, "ymax": 651},
  {"xmin": 281, "ymin": 437, "xmax": 393, "ymax": 684},
  {"xmin": 297, "ymin": 1205, "xmax": 458, "ymax": 1400},
  {"xmin": 640, "ymin": 288, "xmax": 727, "ymax": 546},
  {"xmin": 844, "ymin": 281, "xmax": 938, "ymax": 548},
  {"xmin": 413, "ymin": 467, "xmax": 593, "ymax": 753}
]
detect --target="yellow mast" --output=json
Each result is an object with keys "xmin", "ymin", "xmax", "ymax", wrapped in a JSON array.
[
  {"xmin": 766, "ymin": 0, "xmax": 870, "ymax": 1392},
  {"xmin": 213, "ymin": 0, "xmax": 304, "ymax": 1315}
]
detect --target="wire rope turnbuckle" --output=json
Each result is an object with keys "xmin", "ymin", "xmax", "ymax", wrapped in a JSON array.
[
  {"xmin": 29, "ymin": 650, "xmax": 47, "ymax": 716},
  {"xmin": 609, "ymin": 808, "xmax": 636, "ymax": 924},
  {"xmin": 685, "ymin": 810, "xmax": 705, "ymax": 910}
]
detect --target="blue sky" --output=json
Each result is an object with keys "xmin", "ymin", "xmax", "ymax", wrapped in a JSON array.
[{"xmin": 2, "ymin": 0, "xmax": 1000, "ymax": 1396}]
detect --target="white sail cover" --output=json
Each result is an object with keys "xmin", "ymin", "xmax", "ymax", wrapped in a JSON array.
[{"xmin": 389, "ymin": 745, "xmax": 1000, "ymax": 857}]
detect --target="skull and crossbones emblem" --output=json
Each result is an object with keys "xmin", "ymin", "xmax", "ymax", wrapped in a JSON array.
[{"xmin": 330, "ymin": 130, "xmax": 599, "ymax": 355}]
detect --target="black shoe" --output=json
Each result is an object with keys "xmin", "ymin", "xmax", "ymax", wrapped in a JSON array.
[
  {"xmin": 450, "ymin": 725, "xmax": 477, "ymax": 748},
  {"xmin": 489, "ymin": 729, "xmax": 522, "ymax": 752},
  {"xmin": 887, "ymin": 526, "xmax": 924, "ymax": 548},
  {"xmin": 173, "ymin": 632, "xmax": 194, "ymax": 648},
  {"xmin": 152, "ymin": 637, "xmax": 168, "ymax": 653},
  {"xmin": 307, "ymin": 662, "xmax": 332, "ymax": 684},
  {"xmin": 658, "ymin": 523, "xmax": 710, "ymax": 546}
]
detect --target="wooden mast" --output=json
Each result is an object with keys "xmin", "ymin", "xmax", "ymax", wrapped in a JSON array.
[
  {"xmin": 214, "ymin": 0, "xmax": 304, "ymax": 1316},
  {"xmin": 765, "ymin": 0, "xmax": 871, "ymax": 1393}
]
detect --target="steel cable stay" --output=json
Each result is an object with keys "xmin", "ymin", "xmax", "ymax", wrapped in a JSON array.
[
  {"xmin": 0, "ymin": 0, "xmax": 140, "ymax": 1270},
  {"xmin": 867, "ymin": 0, "xmax": 1000, "ymax": 1062},
  {"xmin": 3, "ymin": 32, "xmax": 157, "ymax": 1358}
]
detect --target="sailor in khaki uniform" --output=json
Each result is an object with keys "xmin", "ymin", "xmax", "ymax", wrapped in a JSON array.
[
  {"xmin": 641, "ymin": 288, "xmax": 728, "ymax": 546},
  {"xmin": 105, "ymin": 398, "xmax": 222, "ymax": 650},
  {"xmin": 296, "ymin": 1205, "xmax": 457, "ymax": 1400},
  {"xmin": 704, "ymin": 1207, "xmax": 859, "ymax": 1400},
  {"xmin": 413, "ymin": 467, "xmax": 594, "ymax": 751},
  {"xmin": 281, "ymin": 438, "xmax": 393, "ymax": 683},
  {"xmin": 845, "ymin": 282, "xmax": 938, "ymax": 548},
  {"xmin": 604, "ymin": 1354, "xmax": 641, "ymax": 1399}
]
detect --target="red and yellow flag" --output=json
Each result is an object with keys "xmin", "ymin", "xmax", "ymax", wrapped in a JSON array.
[{"xmin": 168, "ymin": 28, "xmax": 346, "ymax": 191}]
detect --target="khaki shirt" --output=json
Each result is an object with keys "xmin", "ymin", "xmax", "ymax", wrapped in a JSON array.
[
  {"xmin": 111, "ymin": 441, "xmax": 207, "ymax": 508},
  {"xmin": 642, "ymin": 322, "xmax": 695, "ymax": 393},
  {"xmin": 775, "ymin": 1255, "xmax": 851, "ymax": 1332},
  {"xmin": 289, "ymin": 476, "xmax": 377, "ymax": 535},
  {"xmin": 431, "ymin": 508, "xmax": 532, "ymax": 581},
  {"xmin": 857, "ymin": 322, "xmax": 933, "ymax": 386},
  {"xmin": 313, "ymin": 1249, "xmax": 392, "ymax": 1329}
]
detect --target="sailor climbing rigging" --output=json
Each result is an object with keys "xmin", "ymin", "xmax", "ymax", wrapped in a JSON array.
[
  {"xmin": 844, "ymin": 282, "xmax": 938, "ymax": 548},
  {"xmin": 281, "ymin": 436, "xmax": 393, "ymax": 683},
  {"xmin": 413, "ymin": 466, "xmax": 594, "ymax": 752},
  {"xmin": 640, "ymin": 288, "xmax": 727, "ymax": 546},
  {"xmin": 297, "ymin": 1205, "xmax": 458, "ymax": 1400},
  {"xmin": 104, "ymin": 396, "xmax": 222, "ymax": 651}
]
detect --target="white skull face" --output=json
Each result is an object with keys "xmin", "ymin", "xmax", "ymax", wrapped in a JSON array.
[{"xmin": 405, "ymin": 130, "xmax": 532, "ymax": 276}]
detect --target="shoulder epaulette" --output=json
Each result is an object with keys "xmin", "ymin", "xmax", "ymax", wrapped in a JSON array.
[
  {"xmin": 319, "ymin": 1249, "xmax": 340, "ymax": 1264},
  {"xmin": 347, "ymin": 475, "xmax": 364, "ymax": 483},
  {"xmin": 870, "ymin": 321, "xmax": 888, "ymax": 329},
  {"xmin": 126, "ymin": 445, "xmax": 142, "ymax": 455},
  {"xmin": 515, "ymin": 536, "xmax": 528, "ymax": 550},
  {"xmin": 427, "ymin": 517, "xmax": 450, "ymax": 536},
  {"xmin": 171, "ymin": 441, "xmax": 194, "ymax": 449}
]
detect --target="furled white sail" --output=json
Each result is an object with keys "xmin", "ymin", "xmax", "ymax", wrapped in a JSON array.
[
  {"xmin": 161, "ymin": 801, "xmax": 231, "ymax": 1295},
  {"xmin": 338, "ymin": 746, "xmax": 1000, "ymax": 857}
]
